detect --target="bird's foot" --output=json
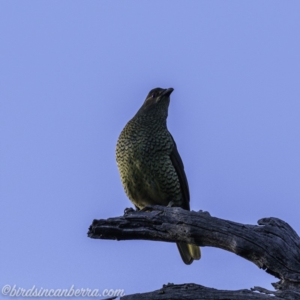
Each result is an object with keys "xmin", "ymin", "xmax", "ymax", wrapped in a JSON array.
[{"xmin": 140, "ymin": 205, "xmax": 154, "ymax": 212}]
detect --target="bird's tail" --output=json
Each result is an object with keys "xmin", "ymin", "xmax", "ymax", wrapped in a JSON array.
[{"xmin": 176, "ymin": 242, "xmax": 201, "ymax": 265}]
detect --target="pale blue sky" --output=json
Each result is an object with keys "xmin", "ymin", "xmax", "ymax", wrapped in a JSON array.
[{"xmin": 1, "ymin": 1, "xmax": 300, "ymax": 298}]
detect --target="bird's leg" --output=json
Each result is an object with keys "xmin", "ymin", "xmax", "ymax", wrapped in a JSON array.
[{"xmin": 167, "ymin": 200, "xmax": 176, "ymax": 207}]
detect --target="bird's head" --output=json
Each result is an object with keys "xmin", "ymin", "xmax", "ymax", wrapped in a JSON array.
[{"xmin": 135, "ymin": 87, "xmax": 174, "ymax": 118}]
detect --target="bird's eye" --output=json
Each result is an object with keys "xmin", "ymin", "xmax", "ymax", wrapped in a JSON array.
[{"xmin": 151, "ymin": 93, "xmax": 157, "ymax": 98}]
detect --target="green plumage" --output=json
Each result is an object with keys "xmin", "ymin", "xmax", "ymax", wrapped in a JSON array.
[{"xmin": 116, "ymin": 87, "xmax": 200, "ymax": 265}]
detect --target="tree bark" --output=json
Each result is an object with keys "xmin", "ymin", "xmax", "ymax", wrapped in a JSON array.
[{"xmin": 88, "ymin": 206, "xmax": 300, "ymax": 299}]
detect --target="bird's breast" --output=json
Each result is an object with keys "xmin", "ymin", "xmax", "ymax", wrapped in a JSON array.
[{"xmin": 116, "ymin": 121, "xmax": 181, "ymax": 208}]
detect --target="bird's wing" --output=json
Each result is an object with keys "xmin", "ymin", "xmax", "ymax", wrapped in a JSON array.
[{"xmin": 169, "ymin": 134, "xmax": 190, "ymax": 210}]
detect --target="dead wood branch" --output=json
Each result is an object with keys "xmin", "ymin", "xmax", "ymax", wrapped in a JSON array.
[{"xmin": 88, "ymin": 206, "xmax": 300, "ymax": 299}]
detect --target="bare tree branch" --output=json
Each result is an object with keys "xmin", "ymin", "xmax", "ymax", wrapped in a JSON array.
[
  {"xmin": 88, "ymin": 206, "xmax": 300, "ymax": 299},
  {"xmin": 120, "ymin": 283, "xmax": 298, "ymax": 300}
]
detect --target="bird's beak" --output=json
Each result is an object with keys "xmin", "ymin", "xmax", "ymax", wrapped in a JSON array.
[{"xmin": 161, "ymin": 88, "xmax": 174, "ymax": 97}]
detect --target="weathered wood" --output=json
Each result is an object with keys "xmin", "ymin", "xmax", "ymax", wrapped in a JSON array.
[
  {"xmin": 88, "ymin": 206, "xmax": 300, "ymax": 299},
  {"xmin": 121, "ymin": 283, "xmax": 295, "ymax": 300},
  {"xmin": 120, "ymin": 283, "xmax": 300, "ymax": 300}
]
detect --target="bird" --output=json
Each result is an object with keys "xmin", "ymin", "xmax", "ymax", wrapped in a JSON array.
[{"xmin": 116, "ymin": 87, "xmax": 200, "ymax": 265}]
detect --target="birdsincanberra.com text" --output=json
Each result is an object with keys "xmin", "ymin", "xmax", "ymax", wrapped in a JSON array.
[{"xmin": 2, "ymin": 284, "xmax": 125, "ymax": 298}]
